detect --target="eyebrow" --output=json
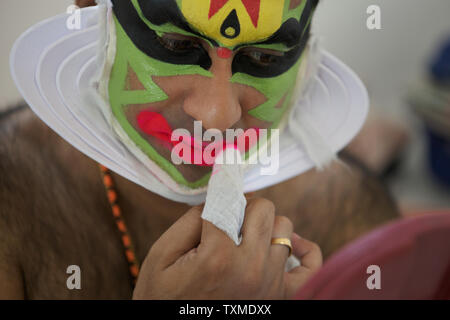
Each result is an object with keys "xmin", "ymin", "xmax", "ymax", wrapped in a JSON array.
[
  {"xmin": 232, "ymin": 18, "xmax": 303, "ymax": 52},
  {"xmin": 156, "ymin": 22, "xmax": 219, "ymax": 48}
]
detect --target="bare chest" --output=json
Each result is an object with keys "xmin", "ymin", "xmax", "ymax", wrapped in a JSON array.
[
  {"xmin": 12, "ymin": 157, "xmax": 174, "ymax": 299},
  {"xmin": 19, "ymin": 187, "xmax": 136, "ymax": 299}
]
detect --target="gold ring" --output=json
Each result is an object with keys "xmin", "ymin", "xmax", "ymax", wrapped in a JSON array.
[{"xmin": 271, "ymin": 238, "xmax": 292, "ymax": 257}]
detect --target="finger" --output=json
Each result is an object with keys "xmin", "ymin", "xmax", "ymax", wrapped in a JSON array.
[
  {"xmin": 151, "ymin": 206, "xmax": 203, "ymax": 269},
  {"xmin": 269, "ymin": 216, "xmax": 294, "ymax": 269},
  {"xmin": 240, "ymin": 198, "xmax": 276, "ymax": 251},
  {"xmin": 289, "ymin": 233, "xmax": 323, "ymax": 273}
]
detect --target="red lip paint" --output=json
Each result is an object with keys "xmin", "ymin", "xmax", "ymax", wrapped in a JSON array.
[{"xmin": 137, "ymin": 111, "xmax": 260, "ymax": 167}]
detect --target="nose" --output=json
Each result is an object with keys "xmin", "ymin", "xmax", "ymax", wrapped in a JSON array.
[{"xmin": 182, "ymin": 49, "xmax": 241, "ymax": 132}]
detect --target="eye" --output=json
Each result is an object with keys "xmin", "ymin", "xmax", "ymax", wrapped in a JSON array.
[
  {"xmin": 157, "ymin": 33, "xmax": 202, "ymax": 52},
  {"xmin": 241, "ymin": 48, "xmax": 284, "ymax": 66}
]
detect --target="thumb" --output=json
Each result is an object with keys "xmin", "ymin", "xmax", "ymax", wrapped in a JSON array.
[
  {"xmin": 151, "ymin": 206, "xmax": 203, "ymax": 269},
  {"xmin": 289, "ymin": 233, "xmax": 323, "ymax": 272}
]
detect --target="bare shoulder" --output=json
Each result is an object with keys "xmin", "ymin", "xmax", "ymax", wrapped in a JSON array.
[
  {"xmin": 0, "ymin": 107, "xmax": 82, "ymax": 217},
  {"xmin": 257, "ymin": 152, "xmax": 400, "ymax": 258},
  {"xmin": 0, "ymin": 107, "xmax": 48, "ymax": 299},
  {"xmin": 0, "ymin": 107, "xmax": 74, "ymax": 298},
  {"xmin": 0, "ymin": 106, "xmax": 105, "ymax": 218}
]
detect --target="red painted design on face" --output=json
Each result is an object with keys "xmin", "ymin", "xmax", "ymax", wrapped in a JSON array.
[
  {"xmin": 137, "ymin": 111, "xmax": 172, "ymax": 142},
  {"xmin": 137, "ymin": 111, "xmax": 260, "ymax": 167},
  {"xmin": 209, "ymin": 0, "xmax": 261, "ymax": 28},
  {"xmin": 241, "ymin": 0, "xmax": 261, "ymax": 27},
  {"xmin": 217, "ymin": 47, "xmax": 233, "ymax": 59}
]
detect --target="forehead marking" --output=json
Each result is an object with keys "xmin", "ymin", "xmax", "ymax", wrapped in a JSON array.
[
  {"xmin": 181, "ymin": 0, "xmax": 285, "ymax": 48},
  {"xmin": 240, "ymin": 0, "xmax": 261, "ymax": 27},
  {"xmin": 221, "ymin": 9, "xmax": 240, "ymax": 39},
  {"xmin": 210, "ymin": 0, "xmax": 261, "ymax": 27},
  {"xmin": 209, "ymin": 0, "xmax": 228, "ymax": 18},
  {"xmin": 217, "ymin": 47, "xmax": 233, "ymax": 59}
]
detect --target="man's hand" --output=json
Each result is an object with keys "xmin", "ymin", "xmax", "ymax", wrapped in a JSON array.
[{"xmin": 133, "ymin": 198, "xmax": 322, "ymax": 300}]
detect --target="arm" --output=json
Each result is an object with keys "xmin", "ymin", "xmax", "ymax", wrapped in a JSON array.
[{"xmin": 299, "ymin": 151, "xmax": 400, "ymax": 258}]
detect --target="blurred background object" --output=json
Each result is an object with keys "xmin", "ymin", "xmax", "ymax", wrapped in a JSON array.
[
  {"xmin": 312, "ymin": 0, "xmax": 450, "ymax": 213},
  {"xmin": 1, "ymin": 0, "xmax": 450, "ymax": 212}
]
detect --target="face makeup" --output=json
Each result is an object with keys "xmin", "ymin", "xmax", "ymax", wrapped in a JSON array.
[{"xmin": 104, "ymin": 0, "xmax": 318, "ymax": 189}]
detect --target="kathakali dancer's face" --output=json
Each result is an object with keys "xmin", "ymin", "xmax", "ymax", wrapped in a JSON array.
[{"xmin": 108, "ymin": 0, "xmax": 318, "ymax": 189}]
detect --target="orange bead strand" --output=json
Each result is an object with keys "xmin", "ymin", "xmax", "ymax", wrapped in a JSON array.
[{"xmin": 98, "ymin": 164, "xmax": 140, "ymax": 287}]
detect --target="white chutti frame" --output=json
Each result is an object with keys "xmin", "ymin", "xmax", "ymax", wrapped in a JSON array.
[{"xmin": 10, "ymin": 6, "xmax": 369, "ymax": 205}]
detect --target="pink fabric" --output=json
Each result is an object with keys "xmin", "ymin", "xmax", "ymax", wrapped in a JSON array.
[{"xmin": 295, "ymin": 212, "xmax": 450, "ymax": 300}]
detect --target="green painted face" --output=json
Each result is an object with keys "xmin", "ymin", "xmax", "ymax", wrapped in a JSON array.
[{"xmin": 107, "ymin": 0, "xmax": 318, "ymax": 189}]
